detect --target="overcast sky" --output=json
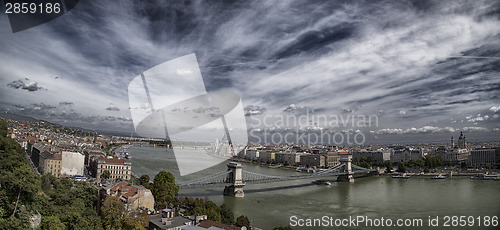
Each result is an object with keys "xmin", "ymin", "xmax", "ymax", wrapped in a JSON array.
[{"xmin": 0, "ymin": 0, "xmax": 499, "ymax": 144}]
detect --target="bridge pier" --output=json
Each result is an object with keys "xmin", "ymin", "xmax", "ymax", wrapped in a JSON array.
[
  {"xmin": 337, "ymin": 152, "xmax": 354, "ymax": 183},
  {"xmin": 224, "ymin": 162, "xmax": 245, "ymax": 198}
]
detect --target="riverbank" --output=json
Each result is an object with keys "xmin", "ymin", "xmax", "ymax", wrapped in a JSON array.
[{"xmin": 127, "ymin": 146, "xmax": 500, "ymax": 229}]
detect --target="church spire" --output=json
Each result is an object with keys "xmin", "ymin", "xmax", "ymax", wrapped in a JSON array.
[{"xmin": 458, "ymin": 131, "xmax": 466, "ymax": 149}]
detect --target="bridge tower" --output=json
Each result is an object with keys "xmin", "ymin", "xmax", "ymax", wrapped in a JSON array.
[
  {"xmin": 337, "ymin": 152, "xmax": 354, "ymax": 182},
  {"xmin": 223, "ymin": 162, "xmax": 245, "ymax": 197}
]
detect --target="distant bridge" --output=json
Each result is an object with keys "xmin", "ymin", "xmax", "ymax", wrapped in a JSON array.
[{"xmin": 179, "ymin": 153, "xmax": 378, "ymax": 197}]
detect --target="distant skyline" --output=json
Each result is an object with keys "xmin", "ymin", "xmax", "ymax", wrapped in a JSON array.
[{"xmin": 1, "ymin": 0, "xmax": 499, "ymax": 144}]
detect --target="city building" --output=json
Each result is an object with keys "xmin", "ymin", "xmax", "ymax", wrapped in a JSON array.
[
  {"xmin": 40, "ymin": 151, "xmax": 62, "ymax": 178},
  {"xmin": 264, "ymin": 151, "xmax": 275, "ymax": 163},
  {"xmin": 353, "ymin": 150, "xmax": 390, "ymax": 163},
  {"xmin": 83, "ymin": 149, "xmax": 106, "ymax": 166},
  {"xmin": 61, "ymin": 151, "xmax": 85, "ymax": 177},
  {"xmin": 457, "ymin": 132, "xmax": 466, "ymax": 149},
  {"xmin": 274, "ymin": 151, "xmax": 302, "ymax": 165},
  {"xmin": 391, "ymin": 148, "xmax": 424, "ymax": 163},
  {"xmin": 245, "ymin": 150, "xmax": 260, "ymax": 161},
  {"xmin": 103, "ymin": 181, "xmax": 155, "ymax": 212},
  {"xmin": 92, "ymin": 156, "xmax": 131, "ymax": 182},
  {"xmin": 300, "ymin": 154, "xmax": 325, "ymax": 168},
  {"xmin": 469, "ymin": 148, "xmax": 499, "ymax": 166},
  {"xmin": 30, "ymin": 142, "xmax": 49, "ymax": 169},
  {"xmin": 324, "ymin": 150, "xmax": 340, "ymax": 167},
  {"xmin": 434, "ymin": 133, "xmax": 469, "ymax": 165}
]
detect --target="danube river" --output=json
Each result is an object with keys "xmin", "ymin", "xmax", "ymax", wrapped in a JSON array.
[{"xmin": 127, "ymin": 146, "xmax": 499, "ymax": 229}]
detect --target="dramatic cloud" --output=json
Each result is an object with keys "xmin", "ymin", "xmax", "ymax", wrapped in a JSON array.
[
  {"xmin": 0, "ymin": 0, "xmax": 499, "ymax": 140},
  {"xmin": 7, "ymin": 79, "xmax": 45, "ymax": 91},
  {"xmin": 106, "ymin": 104, "xmax": 120, "ymax": 111},
  {"xmin": 283, "ymin": 104, "xmax": 308, "ymax": 113},
  {"xmin": 490, "ymin": 105, "xmax": 500, "ymax": 114},
  {"xmin": 59, "ymin": 101, "xmax": 74, "ymax": 106},
  {"xmin": 32, "ymin": 103, "xmax": 56, "ymax": 110},
  {"xmin": 244, "ymin": 105, "xmax": 266, "ymax": 116},
  {"xmin": 372, "ymin": 126, "xmax": 488, "ymax": 135}
]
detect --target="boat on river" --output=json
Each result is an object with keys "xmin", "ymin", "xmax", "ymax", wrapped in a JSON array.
[
  {"xmin": 471, "ymin": 174, "xmax": 500, "ymax": 180},
  {"xmin": 312, "ymin": 179, "xmax": 331, "ymax": 185},
  {"xmin": 431, "ymin": 174, "xmax": 446, "ymax": 179},
  {"xmin": 392, "ymin": 173, "xmax": 411, "ymax": 179}
]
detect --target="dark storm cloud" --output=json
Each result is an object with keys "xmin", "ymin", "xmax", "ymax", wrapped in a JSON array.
[
  {"xmin": 244, "ymin": 105, "xmax": 266, "ymax": 116},
  {"xmin": 106, "ymin": 104, "xmax": 120, "ymax": 111},
  {"xmin": 7, "ymin": 79, "xmax": 45, "ymax": 91},
  {"xmin": 1, "ymin": 0, "xmax": 499, "ymax": 138},
  {"xmin": 59, "ymin": 101, "xmax": 74, "ymax": 106},
  {"xmin": 32, "ymin": 103, "xmax": 56, "ymax": 110}
]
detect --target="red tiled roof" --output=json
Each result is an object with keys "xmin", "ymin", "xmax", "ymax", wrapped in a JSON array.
[
  {"xmin": 110, "ymin": 182, "xmax": 140, "ymax": 199},
  {"xmin": 96, "ymin": 140, "xmax": 107, "ymax": 147},
  {"xmin": 122, "ymin": 187, "xmax": 138, "ymax": 199},
  {"xmin": 110, "ymin": 182, "xmax": 129, "ymax": 191},
  {"xmin": 198, "ymin": 220, "xmax": 240, "ymax": 230}
]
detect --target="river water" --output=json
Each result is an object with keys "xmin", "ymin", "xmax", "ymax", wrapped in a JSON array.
[{"xmin": 127, "ymin": 145, "xmax": 499, "ymax": 229}]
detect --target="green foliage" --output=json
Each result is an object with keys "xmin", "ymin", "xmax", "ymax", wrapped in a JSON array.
[
  {"xmin": 0, "ymin": 130, "xmax": 102, "ymax": 229},
  {"xmin": 0, "ymin": 211, "xmax": 31, "ymax": 230},
  {"xmin": 101, "ymin": 196, "xmax": 125, "ymax": 230},
  {"xmin": 235, "ymin": 215, "xmax": 250, "ymax": 228},
  {"xmin": 181, "ymin": 197, "xmax": 236, "ymax": 225},
  {"xmin": 102, "ymin": 170, "xmax": 111, "ymax": 180},
  {"xmin": 0, "ymin": 119, "xmax": 7, "ymax": 137},
  {"xmin": 151, "ymin": 171, "xmax": 179, "ymax": 207},
  {"xmin": 100, "ymin": 196, "xmax": 145, "ymax": 230},
  {"xmin": 121, "ymin": 216, "xmax": 144, "ymax": 230},
  {"xmin": 138, "ymin": 174, "xmax": 151, "ymax": 188},
  {"xmin": 402, "ymin": 159, "xmax": 426, "ymax": 168},
  {"xmin": 424, "ymin": 155, "xmax": 444, "ymax": 168},
  {"xmin": 0, "ymin": 146, "xmax": 40, "ymax": 218},
  {"xmin": 397, "ymin": 162, "xmax": 407, "ymax": 173},
  {"xmin": 384, "ymin": 161, "xmax": 393, "ymax": 173},
  {"xmin": 353, "ymin": 156, "xmax": 382, "ymax": 169},
  {"xmin": 40, "ymin": 215, "xmax": 66, "ymax": 230},
  {"xmin": 219, "ymin": 203, "xmax": 234, "ymax": 225}
]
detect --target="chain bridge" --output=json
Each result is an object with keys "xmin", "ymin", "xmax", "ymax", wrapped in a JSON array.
[{"xmin": 178, "ymin": 153, "xmax": 378, "ymax": 197}]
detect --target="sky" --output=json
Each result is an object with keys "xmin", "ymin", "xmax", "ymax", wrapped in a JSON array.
[{"xmin": 0, "ymin": 0, "xmax": 499, "ymax": 144}]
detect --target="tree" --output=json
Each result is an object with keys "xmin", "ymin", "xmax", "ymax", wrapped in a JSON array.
[
  {"xmin": 102, "ymin": 170, "xmax": 111, "ymax": 180},
  {"xmin": 235, "ymin": 215, "xmax": 250, "ymax": 228},
  {"xmin": 397, "ymin": 162, "xmax": 406, "ymax": 173},
  {"xmin": 139, "ymin": 174, "xmax": 151, "ymax": 188},
  {"xmin": 384, "ymin": 162, "xmax": 393, "ymax": 173},
  {"xmin": 40, "ymin": 215, "xmax": 66, "ymax": 230},
  {"xmin": 219, "ymin": 203, "xmax": 234, "ymax": 225},
  {"xmin": 151, "ymin": 171, "xmax": 179, "ymax": 207},
  {"xmin": 1, "ymin": 165, "xmax": 41, "ymax": 217},
  {"xmin": 101, "ymin": 196, "xmax": 125, "ymax": 229},
  {"xmin": 121, "ymin": 216, "xmax": 144, "ymax": 230},
  {"xmin": 0, "ymin": 119, "xmax": 7, "ymax": 137}
]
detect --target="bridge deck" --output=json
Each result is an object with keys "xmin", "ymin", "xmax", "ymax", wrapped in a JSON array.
[{"xmin": 179, "ymin": 163, "xmax": 377, "ymax": 189}]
